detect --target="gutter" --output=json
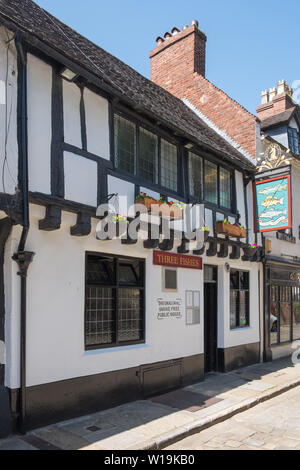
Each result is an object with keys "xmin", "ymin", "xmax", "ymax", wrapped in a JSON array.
[{"xmin": 12, "ymin": 34, "xmax": 34, "ymax": 434}]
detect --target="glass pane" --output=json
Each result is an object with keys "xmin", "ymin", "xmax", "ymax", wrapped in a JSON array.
[
  {"xmin": 293, "ymin": 301, "xmax": 300, "ymax": 340},
  {"xmin": 119, "ymin": 259, "xmax": 141, "ymax": 286},
  {"xmin": 161, "ymin": 139, "xmax": 178, "ymax": 191},
  {"xmin": 239, "ymin": 291, "xmax": 249, "ymax": 327},
  {"xmin": 118, "ymin": 288, "xmax": 143, "ymax": 342},
  {"xmin": 219, "ymin": 167, "xmax": 231, "ymax": 208},
  {"xmin": 139, "ymin": 127, "xmax": 158, "ymax": 184},
  {"xmin": 204, "ymin": 160, "xmax": 217, "ymax": 204},
  {"xmin": 280, "ymin": 302, "xmax": 292, "ymax": 343},
  {"xmin": 189, "ymin": 152, "xmax": 203, "ymax": 199},
  {"xmin": 230, "ymin": 290, "xmax": 238, "ymax": 329},
  {"xmin": 230, "ymin": 271, "xmax": 239, "ymax": 289},
  {"xmin": 270, "ymin": 302, "xmax": 279, "ymax": 345},
  {"xmin": 240, "ymin": 271, "xmax": 249, "ymax": 290},
  {"xmin": 114, "ymin": 114, "xmax": 136, "ymax": 174},
  {"xmin": 87, "ymin": 256, "xmax": 115, "ymax": 285},
  {"xmin": 165, "ymin": 269, "xmax": 177, "ymax": 289},
  {"xmin": 85, "ymin": 287, "xmax": 115, "ymax": 346}
]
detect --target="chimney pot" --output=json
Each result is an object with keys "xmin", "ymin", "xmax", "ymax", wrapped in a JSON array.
[
  {"xmin": 269, "ymin": 87, "xmax": 277, "ymax": 101},
  {"xmin": 156, "ymin": 36, "xmax": 164, "ymax": 46},
  {"xmin": 164, "ymin": 32, "xmax": 172, "ymax": 40},
  {"xmin": 171, "ymin": 27, "xmax": 180, "ymax": 35},
  {"xmin": 182, "ymin": 25, "xmax": 189, "ymax": 30},
  {"xmin": 261, "ymin": 90, "xmax": 269, "ymax": 104},
  {"xmin": 191, "ymin": 20, "xmax": 199, "ymax": 28}
]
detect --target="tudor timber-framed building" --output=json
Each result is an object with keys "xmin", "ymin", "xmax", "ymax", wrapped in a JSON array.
[{"xmin": 0, "ymin": 0, "xmax": 263, "ymax": 435}]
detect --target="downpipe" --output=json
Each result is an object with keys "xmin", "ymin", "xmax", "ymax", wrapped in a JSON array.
[{"xmin": 12, "ymin": 35, "xmax": 34, "ymax": 434}]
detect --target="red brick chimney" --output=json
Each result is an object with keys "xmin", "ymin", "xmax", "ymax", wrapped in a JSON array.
[
  {"xmin": 151, "ymin": 20, "xmax": 207, "ymax": 96},
  {"xmin": 257, "ymin": 81, "xmax": 295, "ymax": 121},
  {"xmin": 150, "ymin": 21, "xmax": 258, "ymax": 160}
]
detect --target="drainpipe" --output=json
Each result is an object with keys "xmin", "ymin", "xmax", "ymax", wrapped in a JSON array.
[{"xmin": 12, "ymin": 35, "xmax": 34, "ymax": 434}]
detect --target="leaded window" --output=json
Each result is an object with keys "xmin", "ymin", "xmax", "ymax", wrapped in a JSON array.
[
  {"xmin": 114, "ymin": 114, "xmax": 136, "ymax": 174},
  {"xmin": 85, "ymin": 253, "xmax": 145, "ymax": 349},
  {"xmin": 139, "ymin": 128, "xmax": 158, "ymax": 184},
  {"xmin": 204, "ymin": 160, "xmax": 218, "ymax": 205},
  {"xmin": 161, "ymin": 139, "xmax": 178, "ymax": 191},
  {"xmin": 189, "ymin": 152, "xmax": 203, "ymax": 200},
  {"xmin": 288, "ymin": 127, "xmax": 299, "ymax": 155},
  {"xmin": 219, "ymin": 167, "xmax": 231, "ymax": 209},
  {"xmin": 230, "ymin": 270, "xmax": 250, "ymax": 329}
]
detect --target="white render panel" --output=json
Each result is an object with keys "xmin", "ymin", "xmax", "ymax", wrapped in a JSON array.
[
  {"xmin": 235, "ymin": 170, "xmax": 246, "ymax": 228},
  {"xmin": 0, "ymin": 27, "xmax": 18, "ymax": 194},
  {"xmin": 19, "ymin": 206, "xmax": 203, "ymax": 387},
  {"xmin": 64, "ymin": 152, "xmax": 97, "ymax": 206},
  {"xmin": 84, "ymin": 88, "xmax": 110, "ymax": 159},
  {"xmin": 205, "ymin": 208, "xmax": 213, "ymax": 233},
  {"xmin": 63, "ymin": 80, "xmax": 82, "ymax": 148},
  {"xmin": 108, "ymin": 176, "xmax": 135, "ymax": 217},
  {"xmin": 27, "ymin": 54, "xmax": 52, "ymax": 194}
]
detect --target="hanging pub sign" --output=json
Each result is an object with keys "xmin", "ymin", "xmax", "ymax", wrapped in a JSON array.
[
  {"xmin": 254, "ymin": 174, "xmax": 292, "ymax": 232},
  {"xmin": 153, "ymin": 251, "xmax": 202, "ymax": 270}
]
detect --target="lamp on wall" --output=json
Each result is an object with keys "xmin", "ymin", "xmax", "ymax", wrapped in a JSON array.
[{"xmin": 60, "ymin": 66, "xmax": 79, "ymax": 82}]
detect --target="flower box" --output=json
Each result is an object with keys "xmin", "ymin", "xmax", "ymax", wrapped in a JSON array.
[
  {"xmin": 135, "ymin": 197, "xmax": 183, "ymax": 220},
  {"xmin": 215, "ymin": 222, "xmax": 246, "ymax": 238},
  {"xmin": 242, "ymin": 245, "xmax": 258, "ymax": 258}
]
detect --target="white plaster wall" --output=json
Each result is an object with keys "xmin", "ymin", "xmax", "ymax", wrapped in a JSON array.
[
  {"xmin": 84, "ymin": 88, "xmax": 110, "ymax": 159},
  {"xmin": 202, "ymin": 255, "xmax": 260, "ymax": 349},
  {"xmin": 63, "ymin": 80, "xmax": 82, "ymax": 148},
  {"xmin": 0, "ymin": 27, "xmax": 18, "ymax": 194},
  {"xmin": 27, "ymin": 54, "xmax": 52, "ymax": 194},
  {"xmin": 108, "ymin": 176, "xmax": 135, "ymax": 217},
  {"xmin": 64, "ymin": 152, "xmax": 97, "ymax": 206},
  {"xmin": 8, "ymin": 205, "xmax": 203, "ymax": 388},
  {"xmin": 235, "ymin": 170, "xmax": 246, "ymax": 228}
]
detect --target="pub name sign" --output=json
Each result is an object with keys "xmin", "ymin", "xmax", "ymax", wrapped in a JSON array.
[
  {"xmin": 254, "ymin": 174, "xmax": 292, "ymax": 233},
  {"xmin": 153, "ymin": 251, "xmax": 202, "ymax": 270}
]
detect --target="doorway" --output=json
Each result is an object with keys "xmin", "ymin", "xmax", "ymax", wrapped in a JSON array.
[{"xmin": 204, "ymin": 265, "xmax": 218, "ymax": 373}]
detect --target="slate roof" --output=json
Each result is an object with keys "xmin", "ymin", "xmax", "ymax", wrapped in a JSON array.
[
  {"xmin": 260, "ymin": 107, "xmax": 296, "ymax": 131},
  {"xmin": 0, "ymin": 0, "xmax": 256, "ymax": 170}
]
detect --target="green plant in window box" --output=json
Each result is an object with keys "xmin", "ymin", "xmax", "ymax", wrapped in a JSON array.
[
  {"xmin": 135, "ymin": 192, "xmax": 184, "ymax": 219},
  {"xmin": 216, "ymin": 219, "xmax": 247, "ymax": 238}
]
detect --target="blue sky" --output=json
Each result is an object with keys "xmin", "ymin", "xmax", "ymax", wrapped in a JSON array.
[{"xmin": 35, "ymin": 0, "xmax": 300, "ymax": 114}]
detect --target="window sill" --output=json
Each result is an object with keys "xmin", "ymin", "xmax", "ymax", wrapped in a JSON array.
[
  {"xmin": 230, "ymin": 326, "xmax": 251, "ymax": 332},
  {"xmin": 84, "ymin": 342, "xmax": 148, "ymax": 355}
]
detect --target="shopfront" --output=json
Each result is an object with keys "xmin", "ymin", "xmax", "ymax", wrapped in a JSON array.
[{"xmin": 266, "ymin": 262, "xmax": 300, "ymax": 358}]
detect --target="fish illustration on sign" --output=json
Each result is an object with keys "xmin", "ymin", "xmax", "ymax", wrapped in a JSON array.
[
  {"xmin": 258, "ymin": 183, "xmax": 287, "ymax": 195},
  {"xmin": 259, "ymin": 217, "xmax": 288, "ymax": 227},
  {"xmin": 259, "ymin": 209, "xmax": 287, "ymax": 219},
  {"xmin": 261, "ymin": 196, "xmax": 285, "ymax": 208}
]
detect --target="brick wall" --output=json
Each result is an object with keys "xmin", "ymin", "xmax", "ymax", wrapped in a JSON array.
[
  {"xmin": 256, "ymin": 94, "xmax": 295, "ymax": 121},
  {"xmin": 150, "ymin": 22, "xmax": 258, "ymax": 159}
]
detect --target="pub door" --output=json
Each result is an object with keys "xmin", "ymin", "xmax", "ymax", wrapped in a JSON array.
[{"xmin": 204, "ymin": 266, "xmax": 218, "ymax": 373}]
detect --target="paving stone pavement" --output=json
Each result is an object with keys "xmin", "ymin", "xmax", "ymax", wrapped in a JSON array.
[
  {"xmin": 166, "ymin": 386, "xmax": 300, "ymax": 450},
  {"xmin": 0, "ymin": 357, "xmax": 299, "ymax": 450}
]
